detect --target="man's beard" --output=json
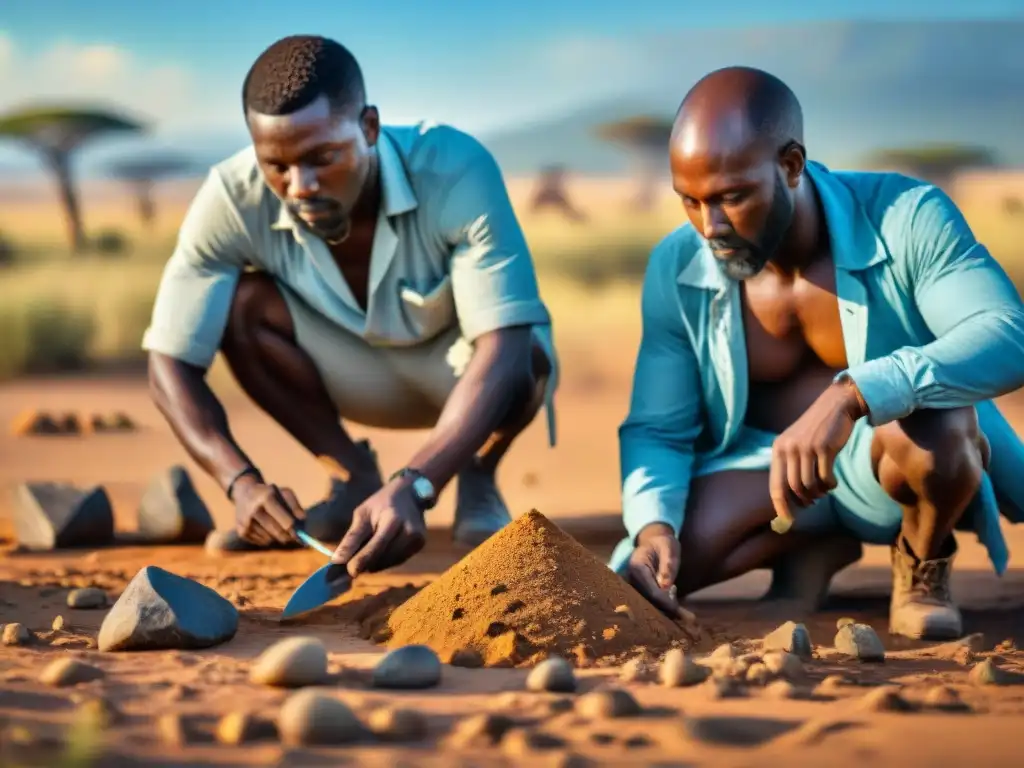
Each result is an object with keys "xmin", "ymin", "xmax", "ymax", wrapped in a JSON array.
[
  {"xmin": 288, "ymin": 199, "xmax": 352, "ymax": 244},
  {"xmin": 708, "ymin": 173, "xmax": 794, "ymax": 281}
]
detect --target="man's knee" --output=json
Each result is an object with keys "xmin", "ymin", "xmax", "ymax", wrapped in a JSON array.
[
  {"xmin": 222, "ymin": 272, "xmax": 293, "ymax": 354},
  {"xmin": 872, "ymin": 407, "xmax": 986, "ymax": 507}
]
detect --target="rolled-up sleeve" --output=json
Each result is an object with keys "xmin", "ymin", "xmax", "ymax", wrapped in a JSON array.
[
  {"xmin": 844, "ymin": 185, "xmax": 1024, "ymax": 425},
  {"xmin": 619, "ymin": 245, "xmax": 705, "ymax": 542},
  {"xmin": 141, "ymin": 168, "xmax": 252, "ymax": 370},
  {"xmin": 438, "ymin": 140, "xmax": 551, "ymax": 341}
]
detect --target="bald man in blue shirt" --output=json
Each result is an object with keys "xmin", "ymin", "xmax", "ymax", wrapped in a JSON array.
[{"xmin": 613, "ymin": 67, "xmax": 1024, "ymax": 641}]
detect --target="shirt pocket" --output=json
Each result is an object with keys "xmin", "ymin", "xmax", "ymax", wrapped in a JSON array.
[{"xmin": 398, "ymin": 274, "xmax": 457, "ymax": 341}]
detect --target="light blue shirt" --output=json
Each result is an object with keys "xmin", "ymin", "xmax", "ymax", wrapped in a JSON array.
[{"xmin": 612, "ymin": 161, "xmax": 1024, "ymax": 575}]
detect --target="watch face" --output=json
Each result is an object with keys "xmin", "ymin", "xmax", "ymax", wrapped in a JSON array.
[{"xmin": 411, "ymin": 475, "xmax": 436, "ymax": 505}]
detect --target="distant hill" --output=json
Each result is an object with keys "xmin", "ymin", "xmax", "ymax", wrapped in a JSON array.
[{"xmin": 479, "ymin": 19, "xmax": 1024, "ymax": 175}]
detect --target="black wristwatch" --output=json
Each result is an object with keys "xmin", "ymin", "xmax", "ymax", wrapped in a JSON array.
[{"xmin": 390, "ymin": 468, "xmax": 438, "ymax": 510}]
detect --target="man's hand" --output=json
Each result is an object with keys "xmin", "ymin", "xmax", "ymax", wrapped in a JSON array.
[
  {"xmin": 330, "ymin": 476, "xmax": 427, "ymax": 578},
  {"xmin": 627, "ymin": 523, "xmax": 685, "ymax": 618},
  {"xmin": 233, "ymin": 476, "xmax": 305, "ymax": 546},
  {"xmin": 770, "ymin": 378, "xmax": 868, "ymax": 525}
]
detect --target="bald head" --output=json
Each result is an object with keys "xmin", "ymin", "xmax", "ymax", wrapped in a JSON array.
[
  {"xmin": 669, "ymin": 68, "xmax": 806, "ymax": 281},
  {"xmin": 673, "ymin": 67, "xmax": 803, "ymax": 158}
]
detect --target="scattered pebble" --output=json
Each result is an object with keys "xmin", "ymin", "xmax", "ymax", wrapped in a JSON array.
[
  {"xmin": 39, "ymin": 658, "xmax": 104, "ymax": 687},
  {"xmin": 836, "ymin": 617, "xmax": 856, "ymax": 629},
  {"xmin": 502, "ymin": 728, "xmax": 565, "ymax": 756},
  {"xmin": 98, "ymin": 565, "xmax": 238, "ymax": 652},
  {"xmin": 762, "ymin": 621, "xmax": 813, "ymax": 660},
  {"xmin": 372, "ymin": 645, "xmax": 441, "ymax": 689},
  {"xmin": 762, "ymin": 651, "xmax": 803, "ymax": 680},
  {"xmin": 659, "ymin": 648, "xmax": 708, "ymax": 687},
  {"xmin": 701, "ymin": 676, "xmax": 744, "ymax": 699},
  {"xmin": 449, "ymin": 648, "xmax": 484, "ymax": 668},
  {"xmin": 51, "ymin": 615, "xmax": 65, "ymax": 631},
  {"xmin": 277, "ymin": 689, "xmax": 363, "ymax": 746},
  {"xmin": 618, "ymin": 657, "xmax": 653, "ymax": 683},
  {"xmin": 710, "ymin": 643, "xmax": 736, "ymax": 660},
  {"xmin": 924, "ymin": 685, "xmax": 971, "ymax": 712},
  {"xmin": 745, "ymin": 662, "xmax": 771, "ymax": 686},
  {"xmin": 74, "ymin": 697, "xmax": 120, "ymax": 729},
  {"xmin": 764, "ymin": 679, "xmax": 797, "ymax": 699},
  {"xmin": 859, "ymin": 685, "xmax": 912, "ymax": 712},
  {"xmin": 216, "ymin": 712, "xmax": 277, "ymax": 745},
  {"xmin": 545, "ymin": 697, "xmax": 574, "ymax": 714},
  {"xmin": 969, "ymin": 659, "xmax": 1019, "ymax": 686},
  {"xmin": 526, "ymin": 656, "xmax": 576, "ymax": 693},
  {"xmin": 834, "ymin": 622, "xmax": 886, "ymax": 662},
  {"xmin": 249, "ymin": 636, "xmax": 328, "ymax": 688},
  {"xmin": 368, "ymin": 706, "xmax": 428, "ymax": 742},
  {"xmin": 158, "ymin": 713, "xmax": 190, "ymax": 746},
  {"xmin": 575, "ymin": 688, "xmax": 641, "ymax": 719},
  {"xmin": 448, "ymin": 712, "xmax": 515, "ymax": 748},
  {"xmin": 13, "ymin": 482, "xmax": 114, "ymax": 551},
  {"xmin": 816, "ymin": 673, "xmax": 852, "ymax": 693},
  {"xmin": 67, "ymin": 587, "xmax": 108, "ymax": 610},
  {"xmin": 137, "ymin": 465, "xmax": 215, "ymax": 544},
  {"xmin": 2, "ymin": 623, "xmax": 31, "ymax": 646}
]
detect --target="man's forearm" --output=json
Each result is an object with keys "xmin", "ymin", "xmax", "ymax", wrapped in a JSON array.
[
  {"xmin": 148, "ymin": 352, "xmax": 256, "ymax": 493},
  {"xmin": 406, "ymin": 330, "xmax": 533, "ymax": 490}
]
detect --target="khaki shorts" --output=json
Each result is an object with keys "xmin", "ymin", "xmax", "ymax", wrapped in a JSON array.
[{"xmin": 280, "ymin": 283, "xmax": 558, "ymax": 446}]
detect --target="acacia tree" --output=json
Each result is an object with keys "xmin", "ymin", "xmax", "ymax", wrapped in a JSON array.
[
  {"xmin": 106, "ymin": 153, "xmax": 198, "ymax": 229},
  {"xmin": 0, "ymin": 106, "xmax": 145, "ymax": 252},
  {"xmin": 863, "ymin": 145, "xmax": 997, "ymax": 190},
  {"xmin": 593, "ymin": 116, "xmax": 674, "ymax": 211}
]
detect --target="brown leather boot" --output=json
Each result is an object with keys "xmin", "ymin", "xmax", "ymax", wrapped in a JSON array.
[{"xmin": 889, "ymin": 535, "xmax": 962, "ymax": 640}]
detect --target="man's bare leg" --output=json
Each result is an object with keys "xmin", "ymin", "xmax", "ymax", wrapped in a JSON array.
[
  {"xmin": 873, "ymin": 406, "xmax": 989, "ymax": 640},
  {"xmin": 673, "ymin": 470, "xmax": 860, "ymax": 608},
  {"xmin": 214, "ymin": 273, "xmax": 383, "ymax": 547}
]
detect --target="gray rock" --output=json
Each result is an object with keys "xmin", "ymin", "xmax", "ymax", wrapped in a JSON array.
[
  {"xmin": 249, "ymin": 636, "xmax": 328, "ymax": 687},
  {"xmin": 447, "ymin": 713, "xmax": 515, "ymax": 748},
  {"xmin": 834, "ymin": 623, "xmax": 886, "ymax": 662},
  {"xmin": 67, "ymin": 587, "xmax": 108, "ymax": 609},
  {"xmin": 277, "ymin": 689, "xmax": 363, "ymax": 746},
  {"xmin": 98, "ymin": 566, "xmax": 238, "ymax": 652},
  {"xmin": 618, "ymin": 657, "xmax": 653, "ymax": 683},
  {"xmin": 762, "ymin": 621, "xmax": 813, "ymax": 660},
  {"xmin": 526, "ymin": 656, "xmax": 576, "ymax": 693},
  {"xmin": 372, "ymin": 645, "xmax": 442, "ymax": 689},
  {"xmin": 14, "ymin": 482, "xmax": 114, "ymax": 551},
  {"xmin": 368, "ymin": 706, "xmax": 428, "ymax": 742},
  {"xmin": 969, "ymin": 659, "xmax": 1022, "ymax": 686},
  {"xmin": 136, "ymin": 466, "xmax": 214, "ymax": 544},
  {"xmin": 762, "ymin": 651, "xmax": 803, "ymax": 680},
  {"xmin": 39, "ymin": 658, "xmax": 104, "ymax": 687},
  {"xmin": 2, "ymin": 623, "xmax": 31, "ymax": 646},
  {"xmin": 575, "ymin": 688, "xmax": 642, "ymax": 719},
  {"xmin": 659, "ymin": 649, "xmax": 708, "ymax": 687}
]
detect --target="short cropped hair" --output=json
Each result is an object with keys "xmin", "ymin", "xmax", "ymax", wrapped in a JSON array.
[{"xmin": 242, "ymin": 35, "xmax": 366, "ymax": 116}]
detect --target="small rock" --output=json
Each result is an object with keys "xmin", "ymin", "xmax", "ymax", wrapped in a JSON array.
[
  {"xmin": 545, "ymin": 697, "xmax": 574, "ymax": 714},
  {"xmin": 449, "ymin": 648, "xmax": 484, "ymax": 668},
  {"xmin": 216, "ymin": 711, "xmax": 276, "ymax": 745},
  {"xmin": 764, "ymin": 679, "xmax": 797, "ymax": 699},
  {"xmin": 372, "ymin": 645, "xmax": 441, "ymax": 689},
  {"xmin": 710, "ymin": 643, "xmax": 736, "ymax": 660},
  {"xmin": 969, "ymin": 658, "xmax": 1019, "ymax": 686},
  {"xmin": 249, "ymin": 636, "xmax": 328, "ymax": 688},
  {"xmin": 502, "ymin": 728, "xmax": 565, "ymax": 756},
  {"xmin": 924, "ymin": 685, "xmax": 970, "ymax": 712},
  {"xmin": 834, "ymin": 623, "xmax": 886, "ymax": 662},
  {"xmin": 762, "ymin": 621, "xmax": 813, "ymax": 660},
  {"xmin": 448, "ymin": 712, "xmax": 514, "ymax": 748},
  {"xmin": 98, "ymin": 565, "xmax": 238, "ymax": 652},
  {"xmin": 659, "ymin": 648, "xmax": 708, "ymax": 687},
  {"xmin": 137, "ymin": 465, "xmax": 215, "ymax": 544},
  {"xmin": 51, "ymin": 615, "xmax": 65, "ymax": 631},
  {"xmin": 836, "ymin": 617, "xmax": 856, "ymax": 629},
  {"xmin": 745, "ymin": 662, "xmax": 771, "ymax": 686},
  {"xmin": 526, "ymin": 656, "xmax": 576, "ymax": 693},
  {"xmin": 2, "ymin": 623, "xmax": 31, "ymax": 646},
  {"xmin": 67, "ymin": 587, "xmax": 108, "ymax": 610},
  {"xmin": 763, "ymin": 651, "xmax": 803, "ymax": 680},
  {"xmin": 575, "ymin": 688, "xmax": 641, "ymax": 719},
  {"xmin": 817, "ymin": 673, "xmax": 851, "ymax": 691},
  {"xmin": 39, "ymin": 658, "xmax": 104, "ymax": 687},
  {"xmin": 278, "ymin": 689, "xmax": 362, "ymax": 746},
  {"xmin": 74, "ymin": 697, "xmax": 120, "ymax": 729},
  {"xmin": 618, "ymin": 657, "xmax": 653, "ymax": 683},
  {"xmin": 10, "ymin": 409, "xmax": 64, "ymax": 436},
  {"xmin": 726, "ymin": 654, "xmax": 757, "ymax": 677},
  {"xmin": 158, "ymin": 713, "xmax": 190, "ymax": 746},
  {"xmin": 859, "ymin": 685, "xmax": 912, "ymax": 712},
  {"xmin": 14, "ymin": 482, "xmax": 115, "ymax": 551},
  {"xmin": 368, "ymin": 706, "xmax": 428, "ymax": 742},
  {"xmin": 701, "ymin": 676, "xmax": 744, "ymax": 699}
]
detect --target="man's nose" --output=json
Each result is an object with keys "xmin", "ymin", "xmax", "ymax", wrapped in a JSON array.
[
  {"xmin": 700, "ymin": 203, "xmax": 732, "ymax": 241},
  {"xmin": 288, "ymin": 165, "xmax": 320, "ymax": 199}
]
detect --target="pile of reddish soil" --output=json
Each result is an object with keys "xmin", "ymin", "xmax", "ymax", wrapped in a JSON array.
[{"xmin": 375, "ymin": 511, "xmax": 701, "ymax": 667}]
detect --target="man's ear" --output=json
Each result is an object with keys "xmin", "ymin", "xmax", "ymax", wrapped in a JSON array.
[
  {"xmin": 779, "ymin": 140, "xmax": 806, "ymax": 189},
  {"xmin": 361, "ymin": 105, "xmax": 380, "ymax": 147}
]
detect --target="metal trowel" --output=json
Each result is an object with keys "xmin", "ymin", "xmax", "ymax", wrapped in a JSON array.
[{"xmin": 280, "ymin": 529, "xmax": 352, "ymax": 621}]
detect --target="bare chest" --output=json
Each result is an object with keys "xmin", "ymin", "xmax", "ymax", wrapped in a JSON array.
[{"xmin": 328, "ymin": 225, "xmax": 376, "ymax": 313}]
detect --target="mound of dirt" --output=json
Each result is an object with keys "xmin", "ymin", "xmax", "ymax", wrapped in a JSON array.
[{"xmin": 375, "ymin": 510, "xmax": 700, "ymax": 667}]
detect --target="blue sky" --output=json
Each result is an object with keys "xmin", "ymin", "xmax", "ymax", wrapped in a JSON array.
[{"xmin": 1, "ymin": 0, "xmax": 1021, "ymax": 173}]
